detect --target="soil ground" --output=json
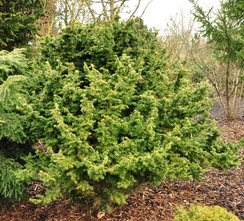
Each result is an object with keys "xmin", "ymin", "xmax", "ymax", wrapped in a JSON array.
[{"xmin": 1, "ymin": 102, "xmax": 244, "ymax": 221}]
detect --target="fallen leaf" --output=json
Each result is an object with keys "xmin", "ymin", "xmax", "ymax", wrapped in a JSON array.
[{"xmin": 97, "ymin": 210, "xmax": 106, "ymax": 219}]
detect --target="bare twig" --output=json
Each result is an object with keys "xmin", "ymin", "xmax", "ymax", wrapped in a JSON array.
[{"xmin": 139, "ymin": 0, "xmax": 153, "ymax": 19}]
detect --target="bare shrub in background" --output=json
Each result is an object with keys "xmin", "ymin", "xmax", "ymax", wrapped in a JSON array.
[{"xmin": 160, "ymin": 9, "xmax": 244, "ymax": 120}]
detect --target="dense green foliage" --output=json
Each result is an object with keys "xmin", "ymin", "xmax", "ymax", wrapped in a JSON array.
[
  {"xmin": 0, "ymin": 49, "xmax": 28, "ymax": 82},
  {"xmin": 173, "ymin": 204, "xmax": 240, "ymax": 221},
  {"xmin": 0, "ymin": 49, "xmax": 29, "ymax": 143},
  {"xmin": 0, "ymin": 153, "xmax": 28, "ymax": 202},
  {"xmin": 223, "ymin": 0, "xmax": 244, "ymax": 25},
  {"xmin": 7, "ymin": 18, "xmax": 241, "ymax": 211},
  {"xmin": 0, "ymin": 49, "xmax": 32, "ymax": 204},
  {"xmin": 0, "ymin": 0, "xmax": 45, "ymax": 51}
]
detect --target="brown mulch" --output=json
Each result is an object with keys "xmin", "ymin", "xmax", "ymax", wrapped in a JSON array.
[{"xmin": 1, "ymin": 121, "xmax": 244, "ymax": 221}]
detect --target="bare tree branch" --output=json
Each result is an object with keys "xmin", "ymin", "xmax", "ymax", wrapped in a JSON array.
[
  {"xmin": 139, "ymin": 0, "xmax": 153, "ymax": 19},
  {"xmin": 129, "ymin": 0, "xmax": 142, "ymax": 20}
]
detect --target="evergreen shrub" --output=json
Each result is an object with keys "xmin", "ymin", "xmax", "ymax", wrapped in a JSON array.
[
  {"xmin": 0, "ymin": 0, "xmax": 45, "ymax": 51},
  {"xmin": 0, "ymin": 49, "xmax": 31, "ymax": 205},
  {"xmin": 0, "ymin": 153, "xmax": 28, "ymax": 203},
  {"xmin": 173, "ymin": 204, "xmax": 240, "ymax": 221},
  {"xmin": 13, "ymin": 18, "xmax": 243, "ymax": 211},
  {"xmin": 0, "ymin": 49, "xmax": 29, "ymax": 143}
]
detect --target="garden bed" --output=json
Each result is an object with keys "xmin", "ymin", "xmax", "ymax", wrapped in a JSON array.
[{"xmin": 1, "ymin": 120, "xmax": 244, "ymax": 220}]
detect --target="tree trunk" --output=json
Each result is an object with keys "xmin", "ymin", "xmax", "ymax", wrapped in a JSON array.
[
  {"xmin": 110, "ymin": 0, "xmax": 114, "ymax": 20},
  {"xmin": 64, "ymin": 0, "xmax": 68, "ymax": 26},
  {"xmin": 226, "ymin": 61, "xmax": 231, "ymax": 120}
]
